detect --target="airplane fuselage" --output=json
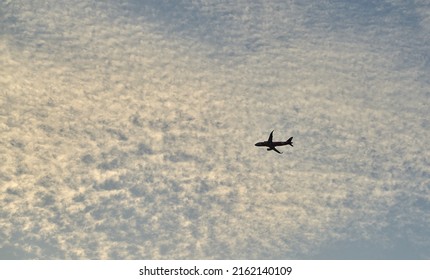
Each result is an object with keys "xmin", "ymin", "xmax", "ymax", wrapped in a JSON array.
[{"xmin": 255, "ymin": 141, "xmax": 289, "ymax": 147}]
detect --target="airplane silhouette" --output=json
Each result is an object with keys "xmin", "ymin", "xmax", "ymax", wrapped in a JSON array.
[{"xmin": 255, "ymin": 130, "xmax": 293, "ymax": 154}]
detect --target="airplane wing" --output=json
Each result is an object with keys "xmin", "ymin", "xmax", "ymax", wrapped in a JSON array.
[
  {"xmin": 268, "ymin": 130, "xmax": 274, "ymax": 143},
  {"xmin": 272, "ymin": 147, "xmax": 282, "ymax": 154}
]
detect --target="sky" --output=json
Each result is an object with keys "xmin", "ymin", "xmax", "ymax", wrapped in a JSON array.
[{"xmin": 1, "ymin": 0, "xmax": 429, "ymax": 259}]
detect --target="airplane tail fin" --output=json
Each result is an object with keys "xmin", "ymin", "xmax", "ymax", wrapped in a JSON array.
[{"xmin": 286, "ymin": 137, "xmax": 293, "ymax": 147}]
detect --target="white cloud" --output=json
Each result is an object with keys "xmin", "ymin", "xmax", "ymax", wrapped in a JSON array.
[{"xmin": 1, "ymin": 0, "xmax": 429, "ymax": 259}]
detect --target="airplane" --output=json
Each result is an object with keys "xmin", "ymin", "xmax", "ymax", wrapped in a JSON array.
[{"xmin": 255, "ymin": 130, "xmax": 293, "ymax": 154}]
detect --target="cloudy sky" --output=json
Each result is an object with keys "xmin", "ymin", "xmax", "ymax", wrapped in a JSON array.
[{"xmin": 1, "ymin": 0, "xmax": 429, "ymax": 259}]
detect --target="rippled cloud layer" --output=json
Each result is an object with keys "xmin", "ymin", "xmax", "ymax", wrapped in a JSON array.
[{"xmin": 1, "ymin": 0, "xmax": 429, "ymax": 259}]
